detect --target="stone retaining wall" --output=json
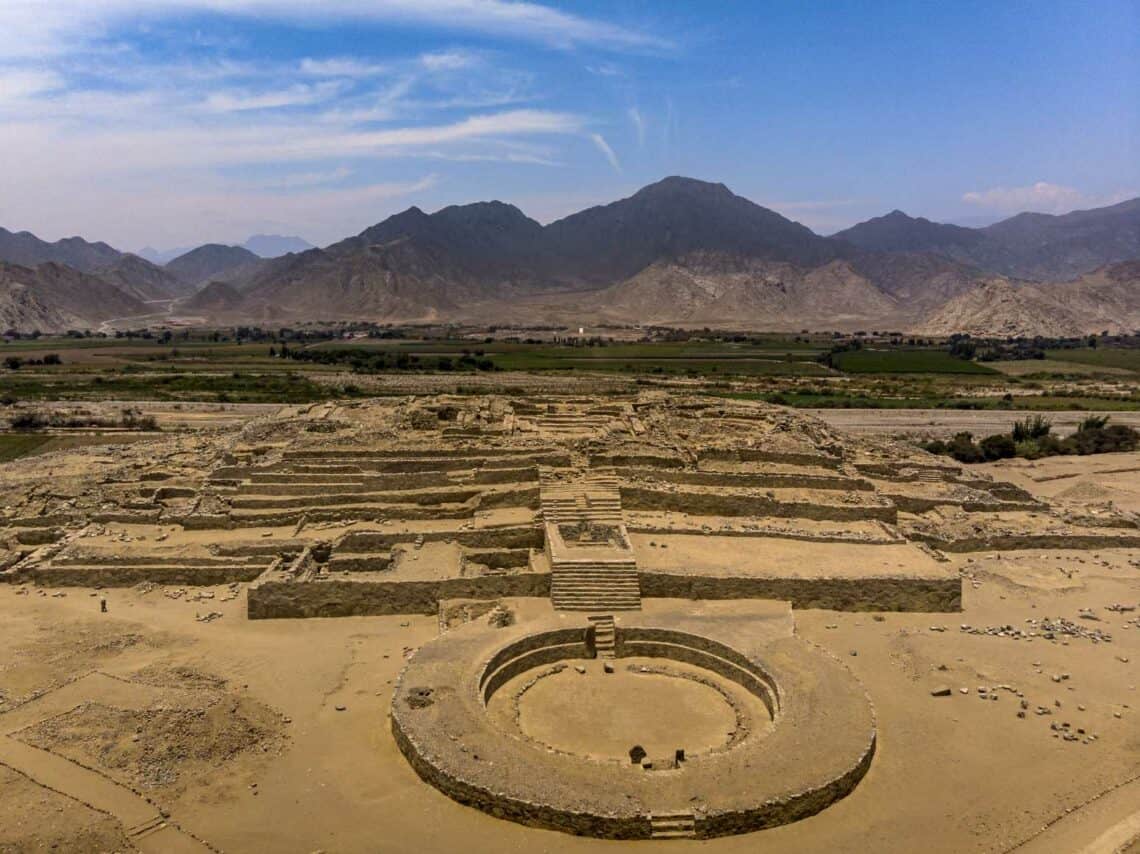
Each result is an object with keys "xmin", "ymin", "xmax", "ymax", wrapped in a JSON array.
[
  {"xmin": 910, "ymin": 532, "xmax": 1140, "ymax": 552},
  {"xmin": 247, "ymin": 573, "xmax": 551, "ymax": 619},
  {"xmin": 337, "ymin": 526, "xmax": 543, "ymax": 552},
  {"xmin": 696, "ymin": 734, "xmax": 876, "ymax": 838},
  {"xmin": 617, "ymin": 467, "xmax": 873, "ymax": 492},
  {"xmin": 13, "ymin": 563, "xmax": 268, "ymax": 587},
  {"xmin": 638, "ymin": 572, "xmax": 960, "ymax": 612},
  {"xmin": 621, "ymin": 487, "xmax": 897, "ymax": 523}
]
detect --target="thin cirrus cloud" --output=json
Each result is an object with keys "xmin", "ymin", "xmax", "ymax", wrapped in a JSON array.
[
  {"xmin": 590, "ymin": 133, "xmax": 621, "ymax": 173},
  {"xmin": 299, "ymin": 57, "xmax": 389, "ymax": 79},
  {"xmin": 627, "ymin": 107, "xmax": 646, "ymax": 148},
  {"xmin": 0, "ymin": 0, "xmax": 672, "ymax": 59}
]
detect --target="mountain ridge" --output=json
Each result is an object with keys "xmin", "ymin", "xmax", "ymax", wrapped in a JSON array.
[{"xmin": 2, "ymin": 178, "xmax": 1138, "ymax": 335}]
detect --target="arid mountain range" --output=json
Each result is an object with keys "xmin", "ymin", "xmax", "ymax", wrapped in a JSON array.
[{"xmin": 2, "ymin": 177, "xmax": 1138, "ymax": 335}]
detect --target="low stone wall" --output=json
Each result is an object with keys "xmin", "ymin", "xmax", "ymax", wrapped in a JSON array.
[
  {"xmin": 337, "ymin": 526, "xmax": 543, "ymax": 552},
  {"xmin": 910, "ymin": 531, "xmax": 1140, "ymax": 552},
  {"xmin": 465, "ymin": 548, "xmax": 531, "ymax": 569},
  {"xmin": 247, "ymin": 572, "xmax": 551, "ymax": 619},
  {"xmin": 885, "ymin": 494, "xmax": 1043, "ymax": 514},
  {"xmin": 697, "ymin": 734, "xmax": 876, "ymax": 838},
  {"xmin": 479, "ymin": 628, "xmax": 589, "ymax": 691},
  {"xmin": 621, "ymin": 487, "xmax": 897, "ymax": 523},
  {"xmin": 13, "ymin": 563, "xmax": 268, "ymax": 587},
  {"xmin": 232, "ymin": 486, "xmax": 485, "ymax": 510},
  {"xmin": 589, "ymin": 453, "xmax": 684, "ymax": 469},
  {"xmin": 617, "ymin": 467, "xmax": 874, "ymax": 492},
  {"xmin": 13, "ymin": 528, "xmax": 64, "ymax": 546},
  {"xmin": 390, "ymin": 715, "xmax": 651, "ymax": 839},
  {"xmin": 618, "ymin": 638, "xmax": 778, "ymax": 716},
  {"xmin": 698, "ymin": 448, "xmax": 844, "ymax": 470},
  {"xmin": 625, "ymin": 522, "xmax": 902, "ymax": 546},
  {"xmin": 854, "ymin": 462, "xmax": 960, "ymax": 480},
  {"xmin": 639, "ymin": 572, "xmax": 961, "ymax": 612}
]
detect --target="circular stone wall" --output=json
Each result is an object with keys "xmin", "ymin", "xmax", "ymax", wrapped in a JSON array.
[
  {"xmin": 391, "ymin": 617, "xmax": 876, "ymax": 840},
  {"xmin": 493, "ymin": 657, "xmax": 771, "ymax": 761}
]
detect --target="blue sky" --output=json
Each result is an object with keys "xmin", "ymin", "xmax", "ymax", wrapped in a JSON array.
[{"xmin": 0, "ymin": 0, "xmax": 1136, "ymax": 251}]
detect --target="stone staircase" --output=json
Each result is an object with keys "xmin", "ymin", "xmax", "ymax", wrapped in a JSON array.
[
  {"xmin": 540, "ymin": 475, "xmax": 623, "ymax": 526},
  {"xmin": 542, "ymin": 471, "xmax": 640, "ymax": 611},
  {"xmin": 649, "ymin": 812, "xmax": 697, "ymax": 839},
  {"xmin": 589, "ymin": 614, "xmax": 616, "ymax": 658},
  {"xmin": 551, "ymin": 561, "xmax": 641, "ymax": 611}
]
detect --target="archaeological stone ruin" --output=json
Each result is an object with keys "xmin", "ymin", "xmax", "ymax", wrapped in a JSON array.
[{"xmin": 4, "ymin": 393, "xmax": 1139, "ymax": 839}]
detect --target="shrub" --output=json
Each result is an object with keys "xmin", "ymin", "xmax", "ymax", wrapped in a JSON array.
[
  {"xmin": 947, "ymin": 431, "xmax": 983, "ymax": 463},
  {"xmin": 1066, "ymin": 424, "xmax": 1139, "ymax": 455},
  {"xmin": 1012, "ymin": 415, "xmax": 1052, "ymax": 442},
  {"xmin": 10, "ymin": 411, "xmax": 46, "ymax": 430},
  {"xmin": 1077, "ymin": 414, "xmax": 1110, "ymax": 432},
  {"xmin": 979, "ymin": 434, "xmax": 1017, "ymax": 461}
]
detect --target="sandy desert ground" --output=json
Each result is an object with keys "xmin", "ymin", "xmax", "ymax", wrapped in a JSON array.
[{"xmin": 0, "ymin": 403, "xmax": 1137, "ymax": 853}]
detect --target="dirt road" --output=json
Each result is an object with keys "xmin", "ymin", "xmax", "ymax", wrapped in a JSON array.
[{"xmin": 806, "ymin": 408, "xmax": 1140, "ymax": 437}]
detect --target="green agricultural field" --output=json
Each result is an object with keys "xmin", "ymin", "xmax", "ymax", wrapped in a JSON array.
[
  {"xmin": 0, "ymin": 370, "xmax": 354, "ymax": 403},
  {"xmin": 833, "ymin": 349, "xmax": 998, "ymax": 374},
  {"xmin": 0, "ymin": 433, "xmax": 52, "ymax": 462},
  {"xmin": 1044, "ymin": 348, "xmax": 1140, "ymax": 374}
]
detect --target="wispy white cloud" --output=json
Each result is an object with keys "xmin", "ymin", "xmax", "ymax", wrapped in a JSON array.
[
  {"xmin": 962, "ymin": 181, "xmax": 1136, "ymax": 214},
  {"xmin": 202, "ymin": 81, "xmax": 346, "ymax": 112},
  {"xmin": 0, "ymin": 69, "xmax": 65, "ymax": 102},
  {"xmin": 0, "ymin": 0, "xmax": 671, "ymax": 60},
  {"xmin": 586, "ymin": 62, "xmax": 624, "ymax": 77},
  {"xmin": 420, "ymin": 49, "xmax": 480, "ymax": 72},
  {"xmin": 234, "ymin": 167, "xmax": 354, "ymax": 190},
  {"xmin": 627, "ymin": 106, "xmax": 645, "ymax": 147},
  {"xmin": 590, "ymin": 132, "xmax": 621, "ymax": 173},
  {"xmin": 299, "ymin": 57, "xmax": 389, "ymax": 78}
]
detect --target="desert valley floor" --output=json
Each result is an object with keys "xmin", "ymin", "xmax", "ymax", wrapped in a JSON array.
[{"xmin": 1, "ymin": 394, "xmax": 1138, "ymax": 853}]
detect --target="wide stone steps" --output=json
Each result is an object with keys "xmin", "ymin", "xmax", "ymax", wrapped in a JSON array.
[
  {"xmin": 649, "ymin": 812, "xmax": 697, "ymax": 839},
  {"xmin": 551, "ymin": 566, "xmax": 641, "ymax": 610}
]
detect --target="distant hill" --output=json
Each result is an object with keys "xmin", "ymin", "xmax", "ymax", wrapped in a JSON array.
[
  {"xmin": 137, "ymin": 245, "xmax": 190, "ymax": 265},
  {"xmin": 833, "ymin": 210, "xmax": 992, "ymax": 256},
  {"xmin": 241, "ymin": 234, "xmax": 314, "ymax": 258},
  {"xmin": 93, "ymin": 254, "xmax": 189, "ymax": 300},
  {"xmin": 835, "ymin": 198, "xmax": 1140, "ymax": 281},
  {"xmin": 979, "ymin": 198, "xmax": 1140, "ymax": 280},
  {"xmin": 165, "ymin": 244, "xmax": 262, "ymax": 288},
  {"xmin": 0, "ymin": 262, "xmax": 148, "ymax": 333},
  {"xmin": 579, "ymin": 252, "xmax": 899, "ymax": 329},
  {"xmin": 543, "ymin": 176, "xmax": 841, "ymax": 284},
  {"xmin": 182, "ymin": 280, "xmax": 246, "ymax": 314},
  {"xmin": 0, "ymin": 227, "xmax": 122, "ymax": 272},
  {"xmin": 914, "ymin": 261, "xmax": 1140, "ymax": 337}
]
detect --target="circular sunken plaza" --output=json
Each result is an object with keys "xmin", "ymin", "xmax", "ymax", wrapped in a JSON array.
[{"xmin": 392, "ymin": 599, "xmax": 876, "ymax": 840}]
